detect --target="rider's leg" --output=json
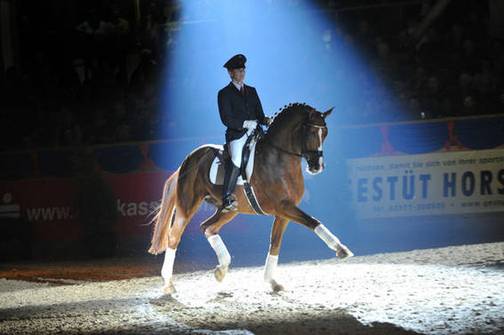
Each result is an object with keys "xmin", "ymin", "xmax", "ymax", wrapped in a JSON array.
[
  {"xmin": 222, "ymin": 133, "xmax": 247, "ymax": 211},
  {"xmin": 222, "ymin": 161, "xmax": 241, "ymax": 211},
  {"xmin": 276, "ymin": 200, "xmax": 354, "ymax": 259},
  {"xmin": 229, "ymin": 132, "xmax": 248, "ymax": 168}
]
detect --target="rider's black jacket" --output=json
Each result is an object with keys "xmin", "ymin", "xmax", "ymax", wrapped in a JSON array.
[{"xmin": 218, "ymin": 82, "xmax": 268, "ymax": 142}]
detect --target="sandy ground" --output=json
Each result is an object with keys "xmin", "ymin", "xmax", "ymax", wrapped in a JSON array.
[{"xmin": 0, "ymin": 242, "xmax": 503, "ymax": 335}]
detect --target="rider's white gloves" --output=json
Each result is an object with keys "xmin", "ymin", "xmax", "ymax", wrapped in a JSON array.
[{"xmin": 242, "ymin": 119, "xmax": 258, "ymax": 129}]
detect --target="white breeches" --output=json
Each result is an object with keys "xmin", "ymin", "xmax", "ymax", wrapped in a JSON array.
[{"xmin": 229, "ymin": 132, "xmax": 250, "ymax": 168}]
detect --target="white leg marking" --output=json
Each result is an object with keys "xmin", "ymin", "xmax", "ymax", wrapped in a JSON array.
[
  {"xmin": 161, "ymin": 247, "xmax": 177, "ymax": 281},
  {"xmin": 314, "ymin": 224, "xmax": 354, "ymax": 258},
  {"xmin": 207, "ymin": 234, "xmax": 231, "ymax": 267},
  {"xmin": 264, "ymin": 253, "xmax": 279, "ymax": 283},
  {"xmin": 314, "ymin": 224, "xmax": 341, "ymax": 251}
]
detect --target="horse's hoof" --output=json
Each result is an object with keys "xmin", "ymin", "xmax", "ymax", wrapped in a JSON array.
[
  {"xmin": 336, "ymin": 244, "xmax": 354, "ymax": 259},
  {"xmin": 271, "ymin": 280, "xmax": 285, "ymax": 292},
  {"xmin": 163, "ymin": 280, "xmax": 176, "ymax": 295},
  {"xmin": 214, "ymin": 265, "xmax": 228, "ymax": 282}
]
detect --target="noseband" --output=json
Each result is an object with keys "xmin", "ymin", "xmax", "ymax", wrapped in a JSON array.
[{"xmin": 265, "ymin": 122, "xmax": 325, "ymax": 160}]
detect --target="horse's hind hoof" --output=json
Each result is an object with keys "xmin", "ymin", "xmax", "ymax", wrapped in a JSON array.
[
  {"xmin": 336, "ymin": 244, "xmax": 354, "ymax": 259},
  {"xmin": 271, "ymin": 280, "xmax": 285, "ymax": 292},
  {"xmin": 163, "ymin": 280, "xmax": 176, "ymax": 295},
  {"xmin": 214, "ymin": 265, "xmax": 229, "ymax": 282}
]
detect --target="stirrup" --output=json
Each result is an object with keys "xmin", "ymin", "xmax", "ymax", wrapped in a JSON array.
[{"xmin": 221, "ymin": 194, "xmax": 238, "ymax": 212}]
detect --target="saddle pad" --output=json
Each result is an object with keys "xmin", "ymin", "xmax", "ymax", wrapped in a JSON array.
[{"xmin": 208, "ymin": 139, "xmax": 258, "ymax": 185}]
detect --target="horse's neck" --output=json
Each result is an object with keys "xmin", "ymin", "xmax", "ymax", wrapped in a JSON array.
[
  {"xmin": 265, "ymin": 119, "xmax": 302, "ymax": 153},
  {"xmin": 257, "ymin": 122, "xmax": 302, "ymax": 168}
]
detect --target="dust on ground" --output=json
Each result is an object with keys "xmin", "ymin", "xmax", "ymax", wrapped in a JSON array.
[{"xmin": 1, "ymin": 242, "xmax": 503, "ymax": 335}]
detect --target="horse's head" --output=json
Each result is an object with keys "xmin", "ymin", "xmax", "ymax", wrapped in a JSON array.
[
  {"xmin": 302, "ymin": 107, "xmax": 333, "ymax": 175},
  {"xmin": 264, "ymin": 103, "xmax": 334, "ymax": 174}
]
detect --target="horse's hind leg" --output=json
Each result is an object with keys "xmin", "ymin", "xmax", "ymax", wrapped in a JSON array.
[
  {"xmin": 161, "ymin": 199, "xmax": 203, "ymax": 295},
  {"xmin": 264, "ymin": 216, "xmax": 289, "ymax": 292},
  {"xmin": 160, "ymin": 207, "xmax": 186, "ymax": 294},
  {"xmin": 200, "ymin": 209, "xmax": 237, "ymax": 282}
]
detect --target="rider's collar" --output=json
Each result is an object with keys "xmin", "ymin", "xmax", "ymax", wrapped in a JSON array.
[{"xmin": 231, "ymin": 81, "xmax": 244, "ymax": 91}]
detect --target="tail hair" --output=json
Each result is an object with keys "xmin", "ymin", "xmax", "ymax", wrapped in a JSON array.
[{"xmin": 147, "ymin": 169, "xmax": 179, "ymax": 255}]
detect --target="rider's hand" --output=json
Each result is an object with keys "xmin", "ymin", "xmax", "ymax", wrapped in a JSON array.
[{"xmin": 243, "ymin": 120, "xmax": 257, "ymax": 129}]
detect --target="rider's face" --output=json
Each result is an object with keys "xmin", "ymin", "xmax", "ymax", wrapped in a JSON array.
[{"xmin": 228, "ymin": 67, "xmax": 246, "ymax": 83}]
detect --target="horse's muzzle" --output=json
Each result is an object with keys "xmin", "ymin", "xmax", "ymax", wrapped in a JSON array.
[{"xmin": 306, "ymin": 158, "xmax": 324, "ymax": 175}]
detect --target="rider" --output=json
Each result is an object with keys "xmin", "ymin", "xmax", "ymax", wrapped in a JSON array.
[{"xmin": 217, "ymin": 53, "xmax": 272, "ymax": 212}]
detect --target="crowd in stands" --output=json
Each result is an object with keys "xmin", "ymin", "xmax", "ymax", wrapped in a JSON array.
[
  {"xmin": 339, "ymin": 0, "xmax": 504, "ymax": 122},
  {"xmin": 0, "ymin": 0, "xmax": 178, "ymax": 151},
  {"xmin": 0, "ymin": 0, "xmax": 502, "ymax": 152}
]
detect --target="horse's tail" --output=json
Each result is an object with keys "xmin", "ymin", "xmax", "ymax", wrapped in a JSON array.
[{"xmin": 147, "ymin": 168, "xmax": 179, "ymax": 255}]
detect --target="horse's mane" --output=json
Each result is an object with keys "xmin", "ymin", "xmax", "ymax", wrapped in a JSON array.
[{"xmin": 266, "ymin": 102, "xmax": 314, "ymax": 138}]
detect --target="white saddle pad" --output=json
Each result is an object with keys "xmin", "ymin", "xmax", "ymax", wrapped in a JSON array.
[{"xmin": 208, "ymin": 139, "xmax": 258, "ymax": 185}]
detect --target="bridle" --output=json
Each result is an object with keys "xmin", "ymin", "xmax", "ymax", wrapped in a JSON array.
[{"xmin": 263, "ymin": 122, "xmax": 326, "ymax": 161}]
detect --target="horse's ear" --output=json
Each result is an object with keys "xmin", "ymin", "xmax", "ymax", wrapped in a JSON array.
[{"xmin": 322, "ymin": 107, "xmax": 334, "ymax": 119}]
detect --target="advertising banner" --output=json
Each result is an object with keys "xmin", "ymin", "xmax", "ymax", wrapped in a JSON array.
[
  {"xmin": 347, "ymin": 149, "xmax": 504, "ymax": 218},
  {"xmin": 0, "ymin": 172, "xmax": 173, "ymax": 242}
]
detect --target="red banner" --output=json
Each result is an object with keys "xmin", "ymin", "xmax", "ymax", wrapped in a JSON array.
[{"xmin": 0, "ymin": 171, "xmax": 180, "ymax": 244}]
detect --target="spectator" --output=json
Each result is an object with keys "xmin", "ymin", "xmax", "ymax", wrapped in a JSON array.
[{"xmin": 1, "ymin": 0, "xmax": 503, "ymax": 154}]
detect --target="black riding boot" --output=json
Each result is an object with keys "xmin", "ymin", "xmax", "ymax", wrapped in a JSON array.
[{"xmin": 222, "ymin": 159, "xmax": 241, "ymax": 212}]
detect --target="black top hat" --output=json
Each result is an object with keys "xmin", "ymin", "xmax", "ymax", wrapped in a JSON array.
[{"xmin": 223, "ymin": 54, "xmax": 247, "ymax": 70}]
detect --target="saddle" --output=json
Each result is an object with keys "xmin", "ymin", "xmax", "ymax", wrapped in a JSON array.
[
  {"xmin": 220, "ymin": 126, "xmax": 264, "ymax": 180},
  {"xmin": 208, "ymin": 126, "xmax": 266, "ymax": 215},
  {"xmin": 210, "ymin": 127, "xmax": 264, "ymax": 185}
]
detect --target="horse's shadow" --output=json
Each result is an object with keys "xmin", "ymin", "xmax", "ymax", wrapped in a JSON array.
[
  {"xmin": 149, "ymin": 294, "xmax": 187, "ymax": 308},
  {"xmin": 207, "ymin": 290, "xmax": 234, "ymax": 303},
  {"xmin": 149, "ymin": 289, "xmax": 236, "ymax": 308}
]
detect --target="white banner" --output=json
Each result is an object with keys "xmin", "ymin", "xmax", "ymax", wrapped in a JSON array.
[{"xmin": 346, "ymin": 149, "xmax": 504, "ymax": 218}]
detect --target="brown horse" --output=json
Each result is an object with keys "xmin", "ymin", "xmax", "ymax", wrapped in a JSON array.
[{"xmin": 148, "ymin": 102, "xmax": 353, "ymax": 294}]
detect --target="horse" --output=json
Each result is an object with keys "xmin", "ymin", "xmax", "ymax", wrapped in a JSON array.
[{"xmin": 147, "ymin": 102, "xmax": 354, "ymax": 294}]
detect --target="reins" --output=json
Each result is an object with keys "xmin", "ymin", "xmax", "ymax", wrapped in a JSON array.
[
  {"xmin": 261, "ymin": 122, "xmax": 326, "ymax": 159},
  {"xmin": 264, "ymin": 138, "xmax": 304, "ymax": 157}
]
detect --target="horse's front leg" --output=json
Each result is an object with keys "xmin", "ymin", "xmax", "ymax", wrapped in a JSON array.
[
  {"xmin": 276, "ymin": 201, "xmax": 354, "ymax": 259},
  {"xmin": 264, "ymin": 216, "xmax": 289, "ymax": 292},
  {"xmin": 201, "ymin": 209, "xmax": 238, "ymax": 282}
]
